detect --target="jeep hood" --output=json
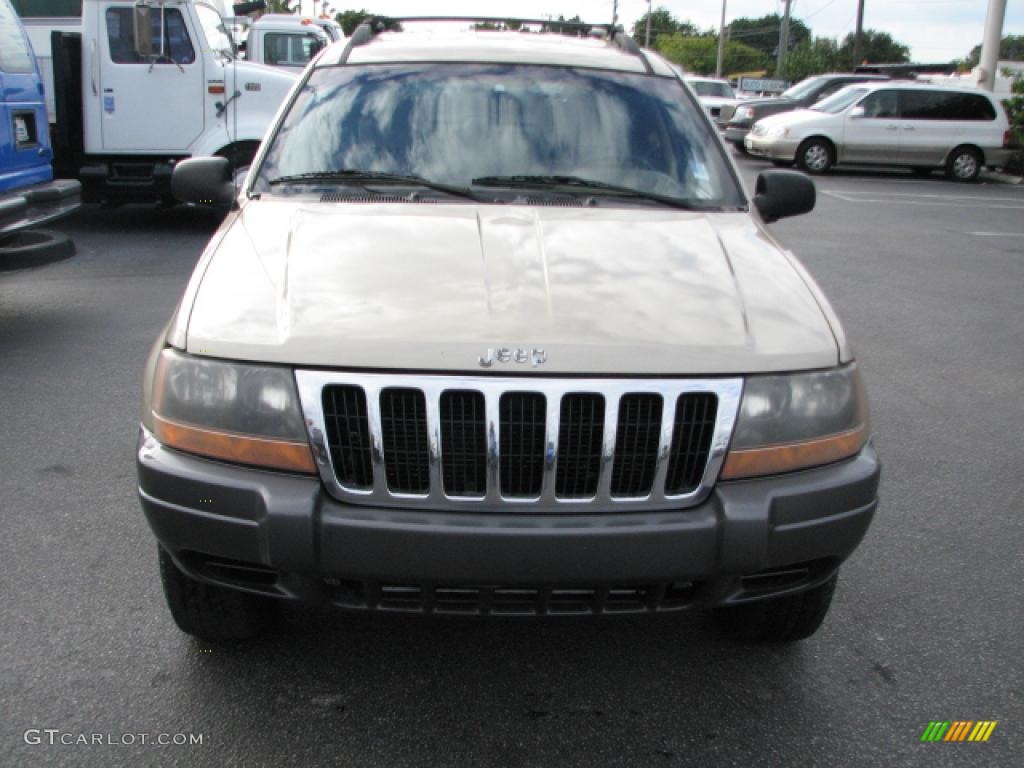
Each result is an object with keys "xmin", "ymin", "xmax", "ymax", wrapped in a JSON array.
[{"xmin": 181, "ymin": 202, "xmax": 840, "ymax": 375}]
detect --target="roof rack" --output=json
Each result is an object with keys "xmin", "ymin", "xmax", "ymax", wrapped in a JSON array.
[{"xmin": 339, "ymin": 16, "xmax": 652, "ymax": 73}]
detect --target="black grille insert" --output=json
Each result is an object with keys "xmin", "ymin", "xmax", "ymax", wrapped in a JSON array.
[
  {"xmin": 500, "ymin": 392, "xmax": 546, "ymax": 497},
  {"xmin": 610, "ymin": 394, "xmax": 663, "ymax": 497},
  {"xmin": 322, "ymin": 385, "xmax": 373, "ymax": 489},
  {"xmin": 665, "ymin": 393, "xmax": 719, "ymax": 495},
  {"xmin": 380, "ymin": 388, "xmax": 430, "ymax": 494},
  {"xmin": 440, "ymin": 390, "xmax": 487, "ymax": 497},
  {"xmin": 555, "ymin": 394, "xmax": 605, "ymax": 498}
]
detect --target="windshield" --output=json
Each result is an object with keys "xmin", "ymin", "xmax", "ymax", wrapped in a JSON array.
[
  {"xmin": 690, "ymin": 80, "xmax": 734, "ymax": 99},
  {"xmin": 781, "ymin": 76, "xmax": 824, "ymax": 101},
  {"xmin": 813, "ymin": 87, "xmax": 868, "ymax": 114},
  {"xmin": 195, "ymin": 3, "xmax": 234, "ymax": 56},
  {"xmin": 254, "ymin": 64, "xmax": 743, "ymax": 206}
]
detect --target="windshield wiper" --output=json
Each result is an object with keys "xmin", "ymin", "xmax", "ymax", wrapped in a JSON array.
[
  {"xmin": 268, "ymin": 170, "xmax": 480, "ymax": 201},
  {"xmin": 470, "ymin": 175, "xmax": 709, "ymax": 210}
]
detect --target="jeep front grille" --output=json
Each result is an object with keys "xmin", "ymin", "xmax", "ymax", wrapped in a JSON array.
[{"xmin": 298, "ymin": 373, "xmax": 742, "ymax": 513}]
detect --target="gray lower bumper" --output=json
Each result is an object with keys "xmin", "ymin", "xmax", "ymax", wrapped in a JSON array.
[
  {"xmin": 137, "ymin": 428, "xmax": 879, "ymax": 609},
  {"xmin": 0, "ymin": 179, "xmax": 81, "ymax": 236}
]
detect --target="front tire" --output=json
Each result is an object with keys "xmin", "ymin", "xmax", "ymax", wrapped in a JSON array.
[
  {"xmin": 714, "ymin": 572, "xmax": 838, "ymax": 643},
  {"xmin": 158, "ymin": 547, "xmax": 275, "ymax": 642},
  {"xmin": 946, "ymin": 146, "xmax": 982, "ymax": 182},
  {"xmin": 797, "ymin": 138, "xmax": 835, "ymax": 174}
]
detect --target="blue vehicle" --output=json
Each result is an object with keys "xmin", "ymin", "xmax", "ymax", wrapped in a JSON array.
[{"xmin": 0, "ymin": 0, "xmax": 79, "ymax": 259}]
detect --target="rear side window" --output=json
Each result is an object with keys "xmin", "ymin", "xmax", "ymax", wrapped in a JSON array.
[
  {"xmin": 900, "ymin": 90, "xmax": 996, "ymax": 121},
  {"xmin": 0, "ymin": 0, "xmax": 35, "ymax": 74},
  {"xmin": 106, "ymin": 7, "xmax": 195, "ymax": 65}
]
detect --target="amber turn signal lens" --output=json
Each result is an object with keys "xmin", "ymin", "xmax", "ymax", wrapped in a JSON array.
[
  {"xmin": 153, "ymin": 414, "xmax": 316, "ymax": 474},
  {"xmin": 720, "ymin": 423, "xmax": 868, "ymax": 480}
]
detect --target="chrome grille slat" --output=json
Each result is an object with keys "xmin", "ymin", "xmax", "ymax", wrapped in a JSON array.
[{"xmin": 299, "ymin": 374, "xmax": 744, "ymax": 513}]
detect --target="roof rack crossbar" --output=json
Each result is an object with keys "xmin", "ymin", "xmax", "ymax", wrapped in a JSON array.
[{"xmin": 341, "ymin": 16, "xmax": 654, "ymax": 72}]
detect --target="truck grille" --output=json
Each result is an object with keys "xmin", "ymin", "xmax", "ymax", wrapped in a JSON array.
[{"xmin": 298, "ymin": 373, "xmax": 742, "ymax": 513}]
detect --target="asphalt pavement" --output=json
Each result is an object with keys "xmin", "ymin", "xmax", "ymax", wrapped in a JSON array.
[{"xmin": 1, "ymin": 158, "xmax": 1022, "ymax": 767}]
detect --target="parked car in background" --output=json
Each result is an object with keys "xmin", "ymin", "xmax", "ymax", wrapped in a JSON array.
[
  {"xmin": 684, "ymin": 75, "xmax": 739, "ymax": 128},
  {"xmin": 1, "ymin": 0, "xmax": 80, "ymax": 263},
  {"xmin": 744, "ymin": 82, "xmax": 1014, "ymax": 181},
  {"xmin": 725, "ymin": 73, "xmax": 890, "ymax": 151}
]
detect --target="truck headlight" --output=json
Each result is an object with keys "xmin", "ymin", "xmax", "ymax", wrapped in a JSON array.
[
  {"xmin": 721, "ymin": 364, "xmax": 869, "ymax": 480},
  {"xmin": 150, "ymin": 349, "xmax": 315, "ymax": 473}
]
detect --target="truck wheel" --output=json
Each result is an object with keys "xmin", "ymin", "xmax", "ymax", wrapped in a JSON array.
[
  {"xmin": 714, "ymin": 572, "xmax": 838, "ymax": 643},
  {"xmin": 0, "ymin": 229, "xmax": 75, "ymax": 272},
  {"xmin": 158, "ymin": 547, "xmax": 275, "ymax": 642},
  {"xmin": 797, "ymin": 139, "xmax": 834, "ymax": 174},
  {"xmin": 946, "ymin": 146, "xmax": 982, "ymax": 182}
]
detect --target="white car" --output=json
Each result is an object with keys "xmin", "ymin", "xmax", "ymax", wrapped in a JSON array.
[
  {"xmin": 744, "ymin": 81, "xmax": 1014, "ymax": 181},
  {"xmin": 684, "ymin": 76, "xmax": 739, "ymax": 127}
]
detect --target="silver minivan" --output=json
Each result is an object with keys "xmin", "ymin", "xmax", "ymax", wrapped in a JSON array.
[{"xmin": 745, "ymin": 82, "xmax": 1014, "ymax": 181}]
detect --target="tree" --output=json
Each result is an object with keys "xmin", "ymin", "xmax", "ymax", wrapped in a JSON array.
[
  {"xmin": 265, "ymin": 0, "xmax": 297, "ymax": 12},
  {"xmin": 839, "ymin": 29, "xmax": 910, "ymax": 67},
  {"xmin": 657, "ymin": 34, "xmax": 767, "ymax": 76},
  {"xmin": 780, "ymin": 37, "xmax": 843, "ymax": 81},
  {"xmin": 728, "ymin": 14, "xmax": 810, "ymax": 60},
  {"xmin": 335, "ymin": 9, "xmax": 373, "ymax": 36},
  {"xmin": 959, "ymin": 35, "xmax": 1024, "ymax": 69},
  {"xmin": 630, "ymin": 7, "xmax": 698, "ymax": 48}
]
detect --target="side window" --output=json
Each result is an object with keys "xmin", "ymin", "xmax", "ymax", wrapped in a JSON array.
[
  {"xmin": 949, "ymin": 93, "xmax": 997, "ymax": 121},
  {"xmin": 899, "ymin": 90, "xmax": 985, "ymax": 121},
  {"xmin": 860, "ymin": 90, "xmax": 899, "ymax": 119},
  {"xmin": 106, "ymin": 8, "xmax": 195, "ymax": 65},
  {"xmin": 812, "ymin": 81, "xmax": 845, "ymax": 102},
  {"xmin": 0, "ymin": 0, "xmax": 36, "ymax": 74},
  {"xmin": 264, "ymin": 33, "xmax": 321, "ymax": 66}
]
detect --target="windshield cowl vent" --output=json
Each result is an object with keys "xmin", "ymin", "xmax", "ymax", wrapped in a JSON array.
[
  {"xmin": 319, "ymin": 193, "xmax": 437, "ymax": 204},
  {"xmin": 523, "ymin": 197, "xmax": 588, "ymax": 207}
]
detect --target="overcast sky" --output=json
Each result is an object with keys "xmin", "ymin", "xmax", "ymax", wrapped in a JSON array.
[{"xmin": 299, "ymin": 1, "xmax": 1023, "ymax": 64}]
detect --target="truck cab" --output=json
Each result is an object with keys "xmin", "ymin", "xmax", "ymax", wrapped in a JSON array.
[
  {"xmin": 31, "ymin": 0, "xmax": 298, "ymax": 203},
  {"xmin": 0, "ymin": 0, "xmax": 80, "ymax": 238},
  {"xmin": 244, "ymin": 14, "xmax": 332, "ymax": 69}
]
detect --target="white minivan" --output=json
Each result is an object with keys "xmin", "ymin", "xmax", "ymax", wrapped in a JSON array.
[{"xmin": 744, "ymin": 82, "xmax": 1015, "ymax": 181}]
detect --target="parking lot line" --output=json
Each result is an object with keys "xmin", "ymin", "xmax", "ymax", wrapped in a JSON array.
[
  {"xmin": 968, "ymin": 232, "xmax": 1024, "ymax": 237},
  {"xmin": 822, "ymin": 190, "xmax": 1024, "ymax": 209}
]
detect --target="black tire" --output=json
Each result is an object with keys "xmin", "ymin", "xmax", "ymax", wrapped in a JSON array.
[
  {"xmin": 158, "ymin": 547, "xmax": 275, "ymax": 642},
  {"xmin": 946, "ymin": 146, "xmax": 982, "ymax": 182},
  {"xmin": 0, "ymin": 229, "xmax": 75, "ymax": 272},
  {"xmin": 796, "ymin": 138, "xmax": 834, "ymax": 174},
  {"xmin": 714, "ymin": 572, "xmax": 838, "ymax": 643}
]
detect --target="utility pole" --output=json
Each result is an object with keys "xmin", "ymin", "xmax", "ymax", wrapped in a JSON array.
[
  {"xmin": 852, "ymin": 0, "xmax": 865, "ymax": 67},
  {"xmin": 645, "ymin": 0, "xmax": 652, "ymax": 48},
  {"xmin": 776, "ymin": 0, "xmax": 792, "ymax": 76},
  {"xmin": 715, "ymin": 0, "xmax": 728, "ymax": 78},
  {"xmin": 978, "ymin": 0, "xmax": 1008, "ymax": 91},
  {"xmin": 612, "ymin": 0, "xmax": 618, "ymax": 28}
]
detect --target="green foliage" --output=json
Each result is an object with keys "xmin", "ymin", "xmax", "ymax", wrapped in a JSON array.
[
  {"xmin": 1003, "ymin": 71, "xmax": 1024, "ymax": 174},
  {"xmin": 728, "ymin": 14, "xmax": 811, "ymax": 60},
  {"xmin": 265, "ymin": 0, "xmax": 298, "ymax": 13},
  {"xmin": 657, "ymin": 34, "xmax": 767, "ymax": 76},
  {"xmin": 960, "ymin": 35, "xmax": 1024, "ymax": 69},
  {"xmin": 335, "ymin": 9, "xmax": 373, "ymax": 36},
  {"xmin": 631, "ymin": 7, "xmax": 699, "ymax": 48},
  {"xmin": 780, "ymin": 37, "xmax": 842, "ymax": 81},
  {"xmin": 839, "ymin": 29, "xmax": 910, "ymax": 66}
]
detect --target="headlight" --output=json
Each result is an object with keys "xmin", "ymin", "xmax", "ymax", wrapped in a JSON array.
[
  {"xmin": 151, "ymin": 349, "xmax": 315, "ymax": 473},
  {"xmin": 721, "ymin": 364, "xmax": 869, "ymax": 480},
  {"xmin": 735, "ymin": 106, "xmax": 753, "ymax": 120},
  {"xmin": 767, "ymin": 125, "xmax": 790, "ymax": 138}
]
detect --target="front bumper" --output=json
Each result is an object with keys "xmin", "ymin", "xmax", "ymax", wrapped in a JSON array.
[
  {"xmin": 0, "ymin": 179, "xmax": 81, "ymax": 236},
  {"xmin": 137, "ymin": 427, "xmax": 880, "ymax": 613},
  {"xmin": 744, "ymin": 134, "xmax": 801, "ymax": 161}
]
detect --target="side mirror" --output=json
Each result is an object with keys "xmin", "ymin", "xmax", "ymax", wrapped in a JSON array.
[
  {"xmin": 849, "ymin": 105, "xmax": 866, "ymax": 118},
  {"xmin": 753, "ymin": 170, "xmax": 815, "ymax": 223},
  {"xmin": 133, "ymin": 4, "xmax": 155, "ymax": 57},
  {"xmin": 171, "ymin": 157, "xmax": 236, "ymax": 206}
]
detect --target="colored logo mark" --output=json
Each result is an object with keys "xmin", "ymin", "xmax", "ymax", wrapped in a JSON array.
[{"xmin": 920, "ymin": 721, "xmax": 997, "ymax": 742}]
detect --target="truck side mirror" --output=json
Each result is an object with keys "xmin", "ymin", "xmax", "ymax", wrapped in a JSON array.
[
  {"xmin": 753, "ymin": 170, "xmax": 815, "ymax": 223},
  {"xmin": 133, "ymin": 4, "xmax": 155, "ymax": 57},
  {"xmin": 171, "ymin": 157, "xmax": 236, "ymax": 207}
]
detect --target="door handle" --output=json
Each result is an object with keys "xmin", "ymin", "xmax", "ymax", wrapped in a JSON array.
[
  {"xmin": 885, "ymin": 125, "xmax": 899, "ymax": 131},
  {"xmin": 903, "ymin": 126, "xmax": 916, "ymax": 131}
]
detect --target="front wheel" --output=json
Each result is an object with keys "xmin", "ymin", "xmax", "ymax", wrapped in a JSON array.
[
  {"xmin": 158, "ymin": 547, "xmax": 275, "ymax": 642},
  {"xmin": 713, "ymin": 572, "xmax": 838, "ymax": 643},
  {"xmin": 797, "ymin": 139, "xmax": 835, "ymax": 174},
  {"xmin": 946, "ymin": 147, "xmax": 982, "ymax": 182}
]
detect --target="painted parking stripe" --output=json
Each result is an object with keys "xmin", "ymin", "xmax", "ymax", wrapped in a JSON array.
[
  {"xmin": 823, "ymin": 191, "xmax": 1024, "ymax": 209},
  {"xmin": 968, "ymin": 231, "xmax": 1024, "ymax": 237}
]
